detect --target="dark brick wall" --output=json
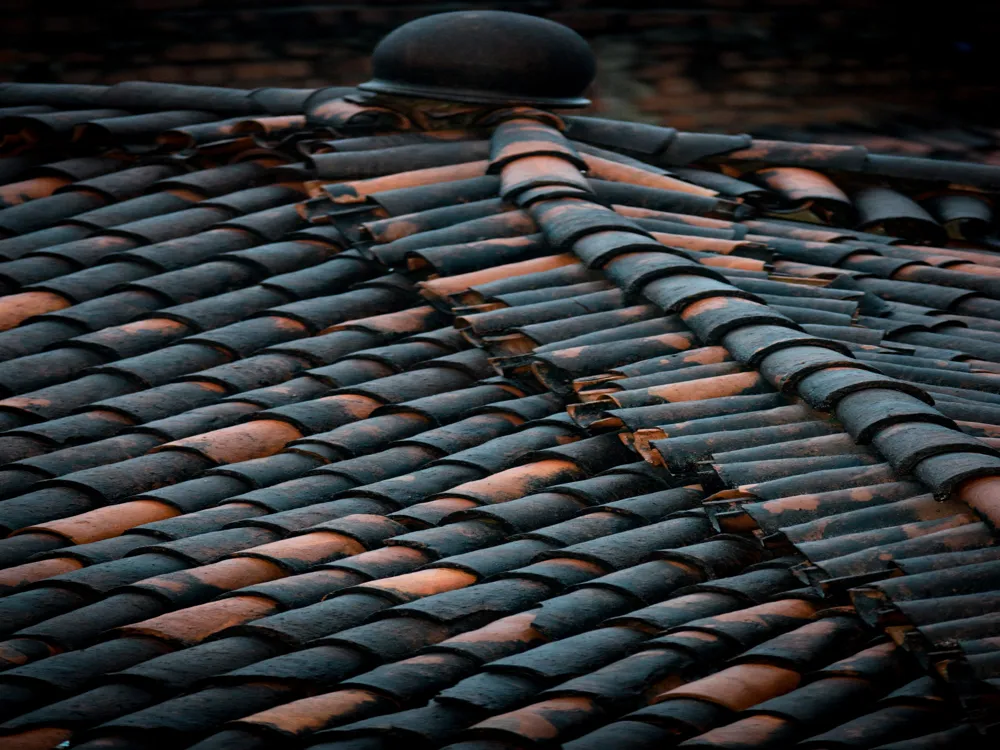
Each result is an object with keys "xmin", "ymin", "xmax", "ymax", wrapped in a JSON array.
[{"xmin": 2, "ymin": 1, "xmax": 998, "ymax": 131}]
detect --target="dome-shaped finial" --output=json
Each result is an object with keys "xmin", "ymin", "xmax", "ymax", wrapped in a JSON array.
[{"xmin": 358, "ymin": 11, "xmax": 596, "ymax": 109}]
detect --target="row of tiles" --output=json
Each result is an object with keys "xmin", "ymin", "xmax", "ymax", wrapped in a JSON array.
[{"xmin": 0, "ymin": 91, "xmax": 996, "ymax": 748}]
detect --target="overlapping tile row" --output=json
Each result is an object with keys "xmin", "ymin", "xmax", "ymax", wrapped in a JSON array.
[
  {"xmin": 0, "ymin": 82, "xmax": 997, "ymax": 749},
  {"xmin": 485, "ymin": 114, "xmax": 1000, "ymax": 746}
]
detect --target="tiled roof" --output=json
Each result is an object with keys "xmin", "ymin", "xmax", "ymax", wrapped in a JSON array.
[{"xmin": 0, "ymin": 80, "xmax": 998, "ymax": 750}]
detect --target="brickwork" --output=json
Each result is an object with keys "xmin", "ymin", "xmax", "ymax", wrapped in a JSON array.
[{"xmin": 1, "ymin": 1, "xmax": 997, "ymax": 131}]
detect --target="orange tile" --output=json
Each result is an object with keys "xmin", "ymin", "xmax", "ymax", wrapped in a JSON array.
[
  {"xmin": 472, "ymin": 696, "xmax": 602, "ymax": 740},
  {"xmin": 419, "ymin": 253, "xmax": 578, "ymax": 298},
  {"xmin": 240, "ymin": 531, "xmax": 366, "ymax": 566},
  {"xmin": 27, "ymin": 500, "xmax": 179, "ymax": 544},
  {"xmin": 0, "ymin": 291, "xmax": 71, "ymax": 331},
  {"xmin": 147, "ymin": 557, "xmax": 285, "ymax": 599},
  {"xmin": 1, "ymin": 727, "xmax": 74, "ymax": 750},
  {"xmin": 0, "ymin": 175, "xmax": 71, "ymax": 206},
  {"xmin": 359, "ymin": 567, "xmax": 477, "ymax": 599},
  {"xmin": 326, "ymin": 160, "xmax": 488, "ymax": 203},
  {"xmin": 237, "ymin": 688, "xmax": 390, "ymax": 734},
  {"xmin": 584, "ymin": 153, "xmax": 717, "ymax": 197},
  {"xmin": 655, "ymin": 663, "xmax": 801, "ymax": 710},
  {"xmin": 121, "ymin": 595, "xmax": 278, "ymax": 645},
  {"xmin": 640, "ymin": 371, "xmax": 766, "ymax": 404},
  {"xmin": 0, "ymin": 557, "xmax": 83, "ymax": 590},
  {"xmin": 755, "ymin": 166, "xmax": 847, "ymax": 203},
  {"xmin": 697, "ymin": 253, "xmax": 769, "ymax": 271},
  {"xmin": 157, "ymin": 419, "xmax": 305, "ymax": 464},
  {"xmin": 502, "ymin": 154, "xmax": 587, "ymax": 191},
  {"xmin": 447, "ymin": 459, "xmax": 585, "ymax": 503},
  {"xmin": 691, "ymin": 713, "xmax": 794, "ymax": 746},
  {"xmin": 957, "ymin": 475, "xmax": 1000, "ymax": 530},
  {"xmin": 442, "ymin": 610, "xmax": 548, "ymax": 649},
  {"xmin": 614, "ymin": 204, "xmax": 734, "ymax": 228}
]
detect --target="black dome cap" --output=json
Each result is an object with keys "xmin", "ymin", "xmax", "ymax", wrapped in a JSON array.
[{"xmin": 358, "ymin": 11, "xmax": 597, "ymax": 108}]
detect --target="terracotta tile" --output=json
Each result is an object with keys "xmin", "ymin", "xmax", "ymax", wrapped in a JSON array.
[
  {"xmin": 230, "ymin": 592, "xmax": 389, "ymax": 650},
  {"xmin": 710, "ymin": 432, "xmax": 869, "ymax": 466},
  {"xmin": 0, "ymin": 727, "xmax": 73, "ymax": 750},
  {"xmin": 464, "ymin": 695, "xmax": 604, "ymax": 742},
  {"xmin": 292, "ymin": 411, "xmax": 431, "ymax": 460},
  {"xmin": 0, "ymin": 290, "xmax": 71, "ymax": 330},
  {"xmin": 80, "ymin": 682, "xmax": 300, "ymax": 742},
  {"xmin": 0, "ymin": 529, "xmax": 67, "ymax": 571},
  {"xmin": 23, "ymin": 500, "xmax": 179, "ymax": 545},
  {"xmin": 363, "ymin": 198, "xmax": 511, "ymax": 244},
  {"xmin": 491, "ymin": 118, "xmax": 585, "ymax": 171},
  {"xmin": 235, "ymin": 531, "xmax": 366, "ymax": 572},
  {"xmin": 438, "ymin": 670, "xmax": 544, "ymax": 716},
  {"xmin": 0, "ymin": 682, "xmax": 160, "ymax": 740},
  {"xmin": 732, "ymin": 614, "xmax": 868, "ymax": 671},
  {"xmin": 642, "ymin": 405, "xmax": 824, "ymax": 465},
  {"xmin": 810, "ymin": 522, "xmax": 995, "ymax": 582},
  {"xmin": 543, "ymin": 516, "xmax": 711, "ymax": 573},
  {"xmin": 321, "ymin": 160, "xmax": 490, "ymax": 204},
  {"xmin": 653, "ymin": 538, "xmax": 766, "ymax": 583},
  {"xmin": 119, "ymin": 595, "xmax": 278, "ymax": 646},
  {"xmin": 420, "ymin": 253, "xmax": 578, "ymax": 300},
  {"xmin": 593, "ymin": 180, "xmax": 733, "ymax": 220},
  {"xmin": 155, "ymin": 419, "xmax": 303, "ymax": 464},
  {"xmin": 307, "ymin": 96, "xmax": 411, "ymax": 132},
  {"xmin": 449, "ymin": 493, "xmax": 582, "ymax": 538},
  {"xmin": 914, "ymin": 451, "xmax": 1000, "ymax": 500},
  {"xmin": 957, "ymin": 475, "xmax": 1000, "ymax": 531},
  {"xmin": 0, "ymin": 190, "xmax": 108, "ymax": 237},
  {"xmin": 0, "ymin": 226, "xmax": 98, "ymax": 266},
  {"xmin": 0, "ymin": 175, "xmax": 74, "ymax": 208},
  {"xmin": 457, "ymin": 288, "xmax": 624, "ymax": 340},
  {"xmin": 563, "ymin": 717, "xmax": 694, "ymax": 749},
  {"xmin": 396, "ymin": 513, "xmax": 513, "ymax": 554},
  {"xmin": 741, "ymin": 480, "xmax": 928, "ymax": 536},
  {"xmin": 563, "ymin": 115, "xmax": 675, "ymax": 157},
  {"xmin": 132, "ymin": 556, "xmax": 285, "ymax": 607},
  {"xmin": 835, "ymin": 389, "xmax": 957, "ymax": 444},
  {"xmin": 229, "ymin": 688, "xmax": 392, "ymax": 738},
  {"xmin": 312, "ymin": 141, "xmax": 489, "ymax": 183},
  {"xmin": 501, "ymin": 155, "xmax": 591, "ymax": 200},
  {"xmin": 0, "ymin": 556, "xmax": 83, "ymax": 592},
  {"xmin": 680, "ymin": 712, "xmax": 799, "ymax": 748},
  {"xmin": 585, "ymin": 153, "xmax": 717, "ymax": 198},
  {"xmin": 893, "ymin": 590, "xmax": 1000, "ymax": 633},
  {"xmin": 891, "ymin": 546, "xmax": 1000, "ymax": 577},
  {"xmin": 654, "ymin": 662, "xmax": 801, "ymax": 711},
  {"xmin": 525, "ymin": 510, "xmax": 640, "ymax": 549},
  {"xmin": 439, "ymin": 459, "xmax": 588, "ymax": 507},
  {"xmin": 605, "ymin": 371, "xmax": 773, "ymax": 409},
  {"xmin": 407, "ymin": 234, "xmax": 548, "ymax": 277},
  {"xmin": 433, "ymin": 610, "xmax": 548, "ymax": 665},
  {"xmin": 367, "ymin": 175, "xmax": 501, "ymax": 217}
]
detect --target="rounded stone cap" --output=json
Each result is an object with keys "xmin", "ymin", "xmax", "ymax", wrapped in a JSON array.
[{"xmin": 358, "ymin": 10, "xmax": 596, "ymax": 108}]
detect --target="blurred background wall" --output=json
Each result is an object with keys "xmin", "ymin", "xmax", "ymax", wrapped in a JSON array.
[{"xmin": 2, "ymin": 0, "xmax": 998, "ymax": 138}]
